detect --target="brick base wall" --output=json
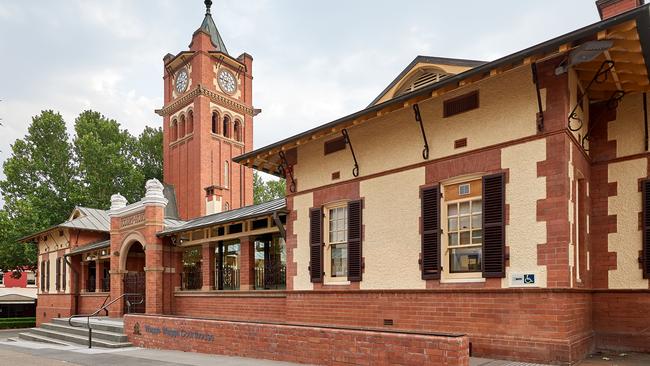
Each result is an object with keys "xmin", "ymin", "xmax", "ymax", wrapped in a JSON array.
[
  {"xmin": 78, "ymin": 293, "xmax": 109, "ymax": 315},
  {"xmin": 36, "ymin": 293, "xmax": 75, "ymax": 326},
  {"xmin": 593, "ymin": 291, "xmax": 650, "ymax": 352},
  {"xmin": 172, "ymin": 289, "xmax": 593, "ymax": 364},
  {"xmin": 124, "ymin": 314, "xmax": 470, "ymax": 366}
]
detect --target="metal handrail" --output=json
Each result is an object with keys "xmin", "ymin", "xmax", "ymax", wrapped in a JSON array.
[{"xmin": 68, "ymin": 292, "xmax": 144, "ymax": 348}]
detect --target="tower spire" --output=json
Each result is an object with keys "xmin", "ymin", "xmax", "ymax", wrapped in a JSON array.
[{"xmin": 198, "ymin": 0, "xmax": 228, "ymax": 54}]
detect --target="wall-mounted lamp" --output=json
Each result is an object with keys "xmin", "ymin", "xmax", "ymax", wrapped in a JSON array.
[{"xmin": 555, "ymin": 40, "xmax": 613, "ymax": 75}]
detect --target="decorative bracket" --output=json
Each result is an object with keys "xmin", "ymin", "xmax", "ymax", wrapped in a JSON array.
[
  {"xmin": 568, "ymin": 60, "xmax": 615, "ymax": 132},
  {"xmin": 341, "ymin": 129, "xmax": 359, "ymax": 177},
  {"xmin": 278, "ymin": 151, "xmax": 297, "ymax": 193},
  {"xmin": 413, "ymin": 104, "xmax": 430, "ymax": 159},
  {"xmin": 531, "ymin": 63, "xmax": 544, "ymax": 133},
  {"xmin": 581, "ymin": 90, "xmax": 626, "ymax": 151}
]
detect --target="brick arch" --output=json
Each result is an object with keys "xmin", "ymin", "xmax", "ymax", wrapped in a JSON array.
[{"xmin": 119, "ymin": 231, "xmax": 147, "ymax": 271}]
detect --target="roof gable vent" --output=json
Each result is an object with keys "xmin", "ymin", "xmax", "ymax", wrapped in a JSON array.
[{"xmin": 398, "ymin": 69, "xmax": 449, "ymax": 96}]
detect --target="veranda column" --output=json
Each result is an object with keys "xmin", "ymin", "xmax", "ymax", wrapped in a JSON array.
[
  {"xmin": 239, "ymin": 236, "xmax": 255, "ymax": 290},
  {"xmin": 95, "ymin": 260, "xmax": 103, "ymax": 292},
  {"xmin": 80, "ymin": 262, "xmax": 88, "ymax": 293},
  {"xmin": 201, "ymin": 242, "xmax": 215, "ymax": 290}
]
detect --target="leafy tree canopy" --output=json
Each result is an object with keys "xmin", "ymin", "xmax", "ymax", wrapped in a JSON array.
[{"xmin": 253, "ymin": 172, "xmax": 286, "ymax": 205}]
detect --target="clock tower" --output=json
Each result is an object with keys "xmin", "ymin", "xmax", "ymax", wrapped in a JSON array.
[{"xmin": 158, "ymin": 0, "xmax": 254, "ymax": 220}]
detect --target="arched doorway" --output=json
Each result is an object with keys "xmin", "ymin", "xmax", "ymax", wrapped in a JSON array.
[{"xmin": 123, "ymin": 241, "xmax": 146, "ymax": 314}]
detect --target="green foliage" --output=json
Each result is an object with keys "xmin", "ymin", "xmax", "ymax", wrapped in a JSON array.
[
  {"xmin": 253, "ymin": 172, "xmax": 286, "ymax": 205},
  {"xmin": 0, "ymin": 110, "xmax": 163, "ymax": 273},
  {"xmin": 0, "ymin": 317, "xmax": 36, "ymax": 329}
]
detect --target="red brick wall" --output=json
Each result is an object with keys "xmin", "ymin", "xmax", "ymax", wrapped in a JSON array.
[
  {"xmin": 593, "ymin": 291, "xmax": 650, "ymax": 352},
  {"xmin": 173, "ymin": 293, "xmax": 286, "ymax": 322},
  {"xmin": 36, "ymin": 294, "xmax": 75, "ymax": 326},
  {"xmin": 124, "ymin": 314, "xmax": 470, "ymax": 366},
  {"xmin": 598, "ymin": 0, "xmax": 640, "ymax": 19},
  {"xmin": 78, "ymin": 294, "xmax": 108, "ymax": 315}
]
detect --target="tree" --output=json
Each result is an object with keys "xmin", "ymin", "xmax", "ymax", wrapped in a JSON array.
[
  {"xmin": 0, "ymin": 111, "xmax": 76, "ymax": 273},
  {"xmin": 73, "ymin": 110, "xmax": 145, "ymax": 208},
  {"xmin": 253, "ymin": 172, "xmax": 286, "ymax": 204},
  {"xmin": 136, "ymin": 126, "xmax": 163, "ymax": 182}
]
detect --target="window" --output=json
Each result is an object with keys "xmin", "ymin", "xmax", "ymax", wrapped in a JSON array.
[
  {"xmin": 234, "ymin": 120, "xmax": 242, "ymax": 142},
  {"xmin": 223, "ymin": 116, "xmax": 231, "ymax": 138},
  {"xmin": 0, "ymin": 273, "xmax": 3, "ymax": 286},
  {"xmin": 212, "ymin": 112, "xmax": 219, "ymax": 134},
  {"xmin": 327, "ymin": 206, "xmax": 348, "ymax": 279},
  {"xmin": 27, "ymin": 272, "xmax": 36, "ymax": 286},
  {"xmin": 179, "ymin": 115, "xmax": 186, "ymax": 138},
  {"xmin": 445, "ymin": 182, "xmax": 483, "ymax": 273},
  {"xmin": 171, "ymin": 119, "xmax": 178, "ymax": 141},
  {"xmin": 187, "ymin": 110, "xmax": 194, "ymax": 134},
  {"xmin": 181, "ymin": 247, "xmax": 202, "ymax": 290}
]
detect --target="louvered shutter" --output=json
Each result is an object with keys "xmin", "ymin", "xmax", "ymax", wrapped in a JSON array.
[
  {"xmin": 347, "ymin": 200, "xmax": 363, "ymax": 281},
  {"xmin": 482, "ymin": 173, "xmax": 506, "ymax": 278},
  {"xmin": 40, "ymin": 261, "xmax": 45, "ymax": 292},
  {"xmin": 641, "ymin": 179, "xmax": 650, "ymax": 278},
  {"xmin": 309, "ymin": 207, "xmax": 323, "ymax": 283},
  {"xmin": 55, "ymin": 258, "xmax": 60, "ymax": 291},
  {"xmin": 62, "ymin": 258, "xmax": 67, "ymax": 291},
  {"xmin": 46, "ymin": 260, "xmax": 50, "ymax": 291},
  {"xmin": 421, "ymin": 185, "xmax": 441, "ymax": 279}
]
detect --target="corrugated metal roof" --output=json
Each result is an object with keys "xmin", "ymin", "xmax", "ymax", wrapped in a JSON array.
[
  {"xmin": 158, "ymin": 198, "xmax": 287, "ymax": 236},
  {"xmin": 0, "ymin": 294, "xmax": 36, "ymax": 303},
  {"xmin": 66, "ymin": 240, "xmax": 111, "ymax": 256},
  {"xmin": 59, "ymin": 207, "xmax": 110, "ymax": 232},
  {"xmin": 164, "ymin": 218, "xmax": 186, "ymax": 228}
]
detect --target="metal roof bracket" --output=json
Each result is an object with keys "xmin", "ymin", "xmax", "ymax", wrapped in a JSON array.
[
  {"xmin": 341, "ymin": 128, "xmax": 359, "ymax": 177},
  {"xmin": 568, "ymin": 60, "xmax": 615, "ymax": 132},
  {"xmin": 272, "ymin": 211, "xmax": 286, "ymax": 240},
  {"xmin": 412, "ymin": 104, "xmax": 430, "ymax": 159},
  {"xmin": 278, "ymin": 151, "xmax": 297, "ymax": 193},
  {"xmin": 531, "ymin": 63, "xmax": 545, "ymax": 133}
]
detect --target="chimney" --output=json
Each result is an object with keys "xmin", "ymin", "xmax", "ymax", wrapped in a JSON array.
[{"xmin": 596, "ymin": 0, "xmax": 644, "ymax": 19}]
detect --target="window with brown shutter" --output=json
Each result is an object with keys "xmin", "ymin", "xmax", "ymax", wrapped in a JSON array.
[
  {"xmin": 62, "ymin": 258, "xmax": 67, "ymax": 291},
  {"xmin": 309, "ymin": 207, "xmax": 323, "ymax": 283},
  {"xmin": 46, "ymin": 260, "xmax": 50, "ymax": 292},
  {"xmin": 421, "ymin": 185, "xmax": 441, "ymax": 279},
  {"xmin": 40, "ymin": 261, "xmax": 45, "ymax": 292},
  {"xmin": 641, "ymin": 179, "xmax": 650, "ymax": 278},
  {"xmin": 482, "ymin": 173, "xmax": 506, "ymax": 278},
  {"xmin": 55, "ymin": 258, "xmax": 60, "ymax": 291},
  {"xmin": 347, "ymin": 200, "xmax": 363, "ymax": 281},
  {"xmin": 443, "ymin": 90, "xmax": 479, "ymax": 118}
]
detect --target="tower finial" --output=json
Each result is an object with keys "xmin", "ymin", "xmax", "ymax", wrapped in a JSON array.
[{"xmin": 205, "ymin": 0, "xmax": 212, "ymax": 15}]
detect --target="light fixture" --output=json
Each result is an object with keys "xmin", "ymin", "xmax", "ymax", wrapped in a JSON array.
[{"xmin": 555, "ymin": 40, "xmax": 614, "ymax": 75}]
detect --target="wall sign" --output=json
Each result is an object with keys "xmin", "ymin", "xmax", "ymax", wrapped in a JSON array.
[
  {"xmin": 121, "ymin": 212, "xmax": 145, "ymax": 227},
  {"xmin": 142, "ymin": 323, "xmax": 214, "ymax": 342},
  {"xmin": 510, "ymin": 273, "xmax": 537, "ymax": 287}
]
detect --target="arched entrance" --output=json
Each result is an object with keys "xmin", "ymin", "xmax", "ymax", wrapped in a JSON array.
[{"xmin": 123, "ymin": 241, "xmax": 146, "ymax": 314}]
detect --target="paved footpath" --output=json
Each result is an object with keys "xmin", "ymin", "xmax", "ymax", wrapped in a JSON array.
[{"xmin": 0, "ymin": 328, "xmax": 299, "ymax": 366}]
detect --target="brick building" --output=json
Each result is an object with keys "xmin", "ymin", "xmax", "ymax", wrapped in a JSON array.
[{"xmin": 22, "ymin": 0, "xmax": 650, "ymax": 364}]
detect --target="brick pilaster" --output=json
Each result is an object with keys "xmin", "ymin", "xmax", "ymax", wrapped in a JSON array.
[
  {"xmin": 202, "ymin": 242, "xmax": 215, "ymax": 290},
  {"xmin": 240, "ymin": 237, "xmax": 255, "ymax": 290}
]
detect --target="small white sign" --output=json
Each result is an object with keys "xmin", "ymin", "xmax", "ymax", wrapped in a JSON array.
[{"xmin": 510, "ymin": 273, "xmax": 537, "ymax": 287}]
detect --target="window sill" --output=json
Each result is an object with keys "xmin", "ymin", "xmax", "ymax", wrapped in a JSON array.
[
  {"xmin": 323, "ymin": 280, "xmax": 351, "ymax": 286},
  {"xmin": 440, "ymin": 277, "xmax": 485, "ymax": 284}
]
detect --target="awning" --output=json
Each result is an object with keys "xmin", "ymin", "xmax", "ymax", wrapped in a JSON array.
[{"xmin": 66, "ymin": 240, "xmax": 111, "ymax": 256}]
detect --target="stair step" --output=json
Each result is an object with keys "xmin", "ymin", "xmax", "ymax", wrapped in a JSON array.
[
  {"xmin": 51, "ymin": 317, "xmax": 124, "ymax": 333},
  {"xmin": 18, "ymin": 331, "xmax": 75, "ymax": 346},
  {"xmin": 27, "ymin": 327, "xmax": 132, "ymax": 348},
  {"xmin": 40, "ymin": 323, "xmax": 128, "ymax": 343}
]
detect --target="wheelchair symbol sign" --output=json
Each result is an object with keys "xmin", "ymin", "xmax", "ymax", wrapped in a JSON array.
[{"xmin": 523, "ymin": 274, "xmax": 535, "ymax": 284}]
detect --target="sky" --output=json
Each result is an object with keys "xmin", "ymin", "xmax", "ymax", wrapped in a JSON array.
[{"xmin": 0, "ymin": 0, "xmax": 602, "ymax": 195}]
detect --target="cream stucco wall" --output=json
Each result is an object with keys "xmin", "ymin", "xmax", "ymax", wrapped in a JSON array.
[
  {"xmin": 294, "ymin": 66, "xmax": 542, "ymax": 193},
  {"xmin": 292, "ymin": 192, "xmax": 314, "ymax": 290},
  {"xmin": 37, "ymin": 230, "xmax": 71, "ymax": 294},
  {"xmin": 607, "ymin": 158, "xmax": 649, "ymax": 289},
  {"xmin": 501, "ymin": 139, "xmax": 548, "ymax": 288},
  {"xmin": 359, "ymin": 167, "xmax": 426, "ymax": 290},
  {"xmin": 608, "ymin": 93, "xmax": 648, "ymax": 158},
  {"xmin": 568, "ymin": 145, "xmax": 576, "ymax": 287}
]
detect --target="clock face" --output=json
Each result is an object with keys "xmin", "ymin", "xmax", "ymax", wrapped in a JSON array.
[
  {"xmin": 218, "ymin": 69, "xmax": 237, "ymax": 94},
  {"xmin": 175, "ymin": 69, "xmax": 189, "ymax": 93}
]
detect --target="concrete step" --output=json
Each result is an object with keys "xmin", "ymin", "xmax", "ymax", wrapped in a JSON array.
[
  {"xmin": 40, "ymin": 322, "xmax": 128, "ymax": 343},
  {"xmin": 26, "ymin": 327, "xmax": 132, "ymax": 348},
  {"xmin": 17, "ymin": 331, "xmax": 75, "ymax": 346},
  {"xmin": 51, "ymin": 317, "xmax": 124, "ymax": 334}
]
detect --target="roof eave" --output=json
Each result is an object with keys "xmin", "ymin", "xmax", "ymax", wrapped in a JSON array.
[{"xmin": 233, "ymin": 4, "xmax": 650, "ymax": 170}]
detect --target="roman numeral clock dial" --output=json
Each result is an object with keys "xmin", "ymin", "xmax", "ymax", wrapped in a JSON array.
[{"xmin": 175, "ymin": 68, "xmax": 189, "ymax": 93}]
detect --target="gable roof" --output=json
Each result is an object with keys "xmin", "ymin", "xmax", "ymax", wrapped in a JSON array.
[
  {"xmin": 198, "ymin": 9, "xmax": 228, "ymax": 54},
  {"xmin": 234, "ymin": 4, "xmax": 650, "ymax": 176},
  {"xmin": 60, "ymin": 207, "xmax": 110, "ymax": 232},
  {"xmin": 368, "ymin": 56, "xmax": 486, "ymax": 107}
]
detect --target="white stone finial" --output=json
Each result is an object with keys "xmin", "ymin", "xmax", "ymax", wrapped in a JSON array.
[
  {"xmin": 143, "ymin": 178, "xmax": 168, "ymax": 207},
  {"xmin": 110, "ymin": 193, "xmax": 128, "ymax": 211}
]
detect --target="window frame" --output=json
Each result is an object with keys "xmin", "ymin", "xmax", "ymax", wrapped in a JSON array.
[
  {"xmin": 441, "ymin": 176, "xmax": 486, "ymax": 282},
  {"xmin": 323, "ymin": 201, "xmax": 349, "ymax": 284}
]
